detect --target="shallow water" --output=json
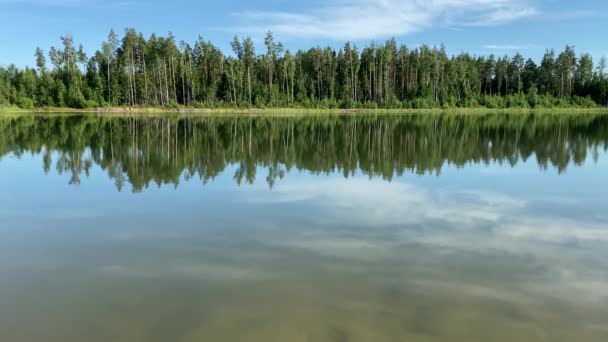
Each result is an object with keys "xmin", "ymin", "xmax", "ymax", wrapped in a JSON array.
[{"xmin": 1, "ymin": 113, "xmax": 608, "ymax": 341}]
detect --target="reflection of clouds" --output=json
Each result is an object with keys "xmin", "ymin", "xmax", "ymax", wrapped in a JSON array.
[
  {"xmin": 0, "ymin": 208, "xmax": 111, "ymax": 220},
  {"xmin": 275, "ymin": 235, "xmax": 395, "ymax": 261},
  {"xmin": 412, "ymin": 279, "xmax": 530, "ymax": 304},
  {"xmin": 111, "ymin": 231, "xmax": 186, "ymax": 241},
  {"xmin": 250, "ymin": 177, "xmax": 608, "ymax": 302},
  {"xmin": 172, "ymin": 264, "xmax": 260, "ymax": 280},
  {"xmin": 99, "ymin": 262, "xmax": 263, "ymax": 281},
  {"xmin": 542, "ymin": 269, "xmax": 608, "ymax": 299},
  {"xmin": 251, "ymin": 178, "xmax": 526, "ymax": 227},
  {"xmin": 258, "ymin": 178, "xmax": 606, "ymax": 247},
  {"xmin": 499, "ymin": 219, "xmax": 608, "ymax": 243},
  {"xmin": 0, "ymin": 208, "xmax": 115, "ymax": 234}
]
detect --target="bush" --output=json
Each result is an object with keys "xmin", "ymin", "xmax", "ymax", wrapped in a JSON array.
[
  {"xmin": 555, "ymin": 97, "xmax": 571, "ymax": 108},
  {"xmin": 461, "ymin": 97, "xmax": 480, "ymax": 108},
  {"xmin": 298, "ymin": 98, "xmax": 313, "ymax": 108},
  {"xmin": 401, "ymin": 100, "xmax": 413, "ymax": 109},
  {"xmin": 325, "ymin": 99, "xmax": 339, "ymax": 109},
  {"xmin": 253, "ymin": 97, "xmax": 267, "ymax": 108},
  {"xmin": 384, "ymin": 98, "xmax": 402, "ymax": 109},
  {"xmin": 167, "ymin": 100, "xmax": 180, "ymax": 109},
  {"xmin": 340, "ymin": 98, "xmax": 355, "ymax": 109},
  {"xmin": 191, "ymin": 101, "xmax": 206, "ymax": 108},
  {"xmin": 527, "ymin": 88, "xmax": 539, "ymax": 108},
  {"xmin": 411, "ymin": 98, "xmax": 431, "ymax": 109},
  {"xmin": 69, "ymin": 97, "xmax": 86, "ymax": 109},
  {"xmin": 536, "ymin": 95, "xmax": 554, "ymax": 108},
  {"xmin": 17, "ymin": 97, "xmax": 34, "ymax": 109},
  {"xmin": 481, "ymin": 95, "xmax": 505, "ymax": 109},
  {"xmin": 84, "ymin": 100, "xmax": 98, "ymax": 108},
  {"xmin": 442, "ymin": 96, "xmax": 458, "ymax": 109},
  {"xmin": 362, "ymin": 101, "xmax": 378, "ymax": 109},
  {"xmin": 571, "ymin": 96, "xmax": 596, "ymax": 108},
  {"xmin": 66, "ymin": 83, "xmax": 86, "ymax": 108},
  {"xmin": 506, "ymin": 94, "xmax": 529, "ymax": 108},
  {"xmin": 316, "ymin": 98, "xmax": 338, "ymax": 109}
]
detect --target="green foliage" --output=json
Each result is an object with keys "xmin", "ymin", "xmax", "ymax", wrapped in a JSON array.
[
  {"xmin": 1, "ymin": 114, "xmax": 606, "ymax": 190},
  {"xmin": 67, "ymin": 83, "xmax": 86, "ymax": 108},
  {"xmin": 411, "ymin": 98, "xmax": 435, "ymax": 109},
  {"xmin": 84, "ymin": 100, "xmax": 98, "ymax": 108},
  {"xmin": 17, "ymin": 97, "xmax": 34, "ymax": 109},
  {"xmin": 571, "ymin": 96, "xmax": 597, "ymax": 108},
  {"xmin": 167, "ymin": 100, "xmax": 180, "ymax": 110},
  {"xmin": 1, "ymin": 30, "xmax": 607, "ymax": 110},
  {"xmin": 506, "ymin": 94, "xmax": 529, "ymax": 108},
  {"xmin": 527, "ymin": 86, "xmax": 539, "ymax": 108},
  {"xmin": 340, "ymin": 98, "xmax": 355, "ymax": 109},
  {"xmin": 480, "ymin": 95, "xmax": 506, "ymax": 109}
]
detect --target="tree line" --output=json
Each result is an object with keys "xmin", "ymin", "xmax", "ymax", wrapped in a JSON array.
[
  {"xmin": 1, "ymin": 29, "xmax": 608, "ymax": 110},
  {"xmin": 1, "ymin": 114, "xmax": 606, "ymax": 190}
]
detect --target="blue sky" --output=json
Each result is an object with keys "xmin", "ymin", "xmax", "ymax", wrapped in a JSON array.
[{"xmin": 1, "ymin": 0, "xmax": 607, "ymax": 67}]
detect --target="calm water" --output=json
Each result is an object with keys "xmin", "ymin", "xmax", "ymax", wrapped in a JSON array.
[{"xmin": 1, "ymin": 113, "xmax": 608, "ymax": 341}]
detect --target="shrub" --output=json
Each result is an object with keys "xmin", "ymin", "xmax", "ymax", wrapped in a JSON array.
[
  {"xmin": 167, "ymin": 100, "xmax": 180, "ymax": 109},
  {"xmin": 461, "ymin": 97, "xmax": 480, "ymax": 108},
  {"xmin": 362, "ymin": 101, "xmax": 378, "ymax": 109},
  {"xmin": 84, "ymin": 100, "xmax": 98, "ymax": 108},
  {"xmin": 443, "ymin": 96, "xmax": 458, "ymax": 109},
  {"xmin": 506, "ymin": 94, "xmax": 529, "ymax": 108},
  {"xmin": 385, "ymin": 98, "xmax": 402, "ymax": 109},
  {"xmin": 411, "ymin": 98, "xmax": 431, "ymax": 109},
  {"xmin": 481, "ymin": 95, "xmax": 505, "ymax": 109},
  {"xmin": 17, "ymin": 97, "xmax": 34, "ymax": 109},
  {"xmin": 536, "ymin": 95, "xmax": 554, "ymax": 108},
  {"xmin": 340, "ymin": 99, "xmax": 355, "ymax": 109},
  {"xmin": 254, "ymin": 97, "xmax": 268, "ymax": 108},
  {"xmin": 526, "ymin": 86, "xmax": 539, "ymax": 108},
  {"xmin": 571, "ymin": 96, "xmax": 596, "ymax": 108}
]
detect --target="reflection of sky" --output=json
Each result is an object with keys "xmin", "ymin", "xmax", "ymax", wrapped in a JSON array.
[
  {"xmin": 1, "ymin": 148, "xmax": 608, "ymax": 337},
  {"xmin": 240, "ymin": 157, "xmax": 608, "ymax": 301}
]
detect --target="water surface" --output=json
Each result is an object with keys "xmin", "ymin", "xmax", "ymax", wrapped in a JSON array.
[{"xmin": 1, "ymin": 113, "xmax": 607, "ymax": 341}]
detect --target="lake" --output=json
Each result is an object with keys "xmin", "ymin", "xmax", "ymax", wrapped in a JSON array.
[{"xmin": 1, "ymin": 113, "xmax": 607, "ymax": 341}]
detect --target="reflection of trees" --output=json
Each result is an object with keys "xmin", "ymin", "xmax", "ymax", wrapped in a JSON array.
[{"xmin": 0, "ymin": 114, "xmax": 606, "ymax": 191}]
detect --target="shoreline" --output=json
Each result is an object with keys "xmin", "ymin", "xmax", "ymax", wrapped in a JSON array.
[{"xmin": 1, "ymin": 106, "xmax": 607, "ymax": 116}]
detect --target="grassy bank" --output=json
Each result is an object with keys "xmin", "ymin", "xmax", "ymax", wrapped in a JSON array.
[{"xmin": 2, "ymin": 105, "xmax": 608, "ymax": 116}]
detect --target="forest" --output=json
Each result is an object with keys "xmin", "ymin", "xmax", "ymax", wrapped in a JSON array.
[
  {"xmin": 1, "ymin": 114, "xmax": 606, "ymax": 190},
  {"xmin": 1, "ymin": 29, "xmax": 608, "ymax": 110}
]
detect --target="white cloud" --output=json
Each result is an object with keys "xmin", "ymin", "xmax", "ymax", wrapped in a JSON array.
[
  {"xmin": 544, "ymin": 9, "xmax": 607, "ymax": 21},
  {"xmin": 247, "ymin": 177, "xmax": 608, "ymax": 301},
  {"xmin": 233, "ymin": 0, "xmax": 538, "ymax": 40},
  {"xmin": 463, "ymin": 6, "xmax": 538, "ymax": 26},
  {"xmin": 482, "ymin": 44, "xmax": 535, "ymax": 51},
  {"xmin": 249, "ymin": 178, "xmax": 527, "ymax": 228},
  {"xmin": 264, "ymin": 178, "xmax": 608, "ymax": 247}
]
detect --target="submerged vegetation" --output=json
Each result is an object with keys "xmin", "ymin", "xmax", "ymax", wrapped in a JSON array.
[
  {"xmin": 1, "ymin": 30, "xmax": 608, "ymax": 111},
  {"xmin": 1, "ymin": 114, "xmax": 606, "ymax": 191}
]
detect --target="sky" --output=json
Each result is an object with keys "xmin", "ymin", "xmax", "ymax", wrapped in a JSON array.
[{"xmin": 1, "ymin": 0, "xmax": 607, "ymax": 67}]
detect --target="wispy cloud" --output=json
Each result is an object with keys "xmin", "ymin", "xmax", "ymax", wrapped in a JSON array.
[
  {"xmin": 247, "ymin": 177, "xmax": 608, "ymax": 301},
  {"xmin": 463, "ymin": 6, "xmax": 538, "ymax": 26},
  {"xmin": 543, "ymin": 9, "xmax": 607, "ymax": 21},
  {"xmin": 233, "ymin": 0, "xmax": 538, "ymax": 40},
  {"xmin": 250, "ymin": 177, "xmax": 608, "ymax": 249},
  {"xmin": 482, "ymin": 44, "xmax": 536, "ymax": 51}
]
